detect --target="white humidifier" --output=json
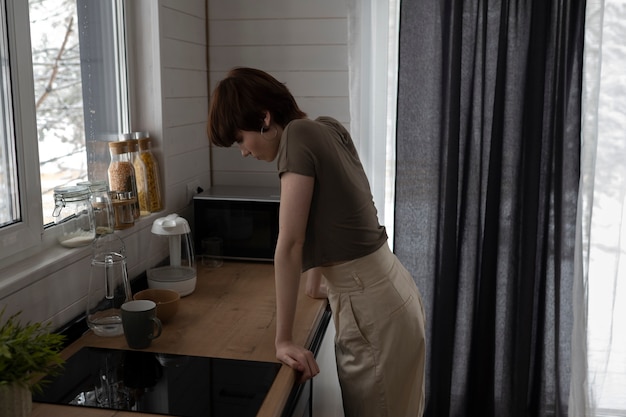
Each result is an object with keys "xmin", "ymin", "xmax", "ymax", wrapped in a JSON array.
[{"xmin": 147, "ymin": 213, "xmax": 197, "ymax": 296}]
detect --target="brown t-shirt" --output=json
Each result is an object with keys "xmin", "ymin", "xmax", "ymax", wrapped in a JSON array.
[{"xmin": 276, "ymin": 117, "xmax": 387, "ymax": 271}]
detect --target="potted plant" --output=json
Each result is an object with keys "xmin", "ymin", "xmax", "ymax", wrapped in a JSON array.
[{"xmin": 0, "ymin": 308, "xmax": 65, "ymax": 417}]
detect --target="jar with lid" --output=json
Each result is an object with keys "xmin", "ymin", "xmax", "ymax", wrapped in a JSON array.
[
  {"xmin": 110, "ymin": 191, "xmax": 135, "ymax": 230},
  {"xmin": 77, "ymin": 180, "xmax": 115, "ymax": 236},
  {"xmin": 52, "ymin": 185, "xmax": 96, "ymax": 248},
  {"xmin": 120, "ymin": 138, "xmax": 142, "ymax": 219},
  {"xmin": 125, "ymin": 136, "xmax": 150, "ymax": 216},
  {"xmin": 107, "ymin": 141, "xmax": 140, "ymax": 220},
  {"xmin": 136, "ymin": 133, "xmax": 163, "ymax": 212}
]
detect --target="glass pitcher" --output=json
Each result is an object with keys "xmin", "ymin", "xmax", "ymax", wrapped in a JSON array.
[{"xmin": 87, "ymin": 234, "xmax": 132, "ymax": 337}]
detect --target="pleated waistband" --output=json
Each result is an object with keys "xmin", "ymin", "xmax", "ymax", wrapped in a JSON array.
[{"xmin": 319, "ymin": 243, "xmax": 395, "ymax": 292}]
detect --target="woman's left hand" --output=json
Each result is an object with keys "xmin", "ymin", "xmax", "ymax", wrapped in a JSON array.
[{"xmin": 276, "ymin": 340, "xmax": 320, "ymax": 383}]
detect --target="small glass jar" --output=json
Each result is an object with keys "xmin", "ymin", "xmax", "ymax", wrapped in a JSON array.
[
  {"xmin": 77, "ymin": 180, "xmax": 115, "ymax": 236},
  {"xmin": 110, "ymin": 191, "xmax": 135, "ymax": 230},
  {"xmin": 52, "ymin": 185, "xmax": 96, "ymax": 248}
]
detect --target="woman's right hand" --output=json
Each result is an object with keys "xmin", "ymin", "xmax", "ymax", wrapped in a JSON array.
[{"xmin": 276, "ymin": 340, "xmax": 320, "ymax": 383}]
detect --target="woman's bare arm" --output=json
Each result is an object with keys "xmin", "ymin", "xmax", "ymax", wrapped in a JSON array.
[{"xmin": 274, "ymin": 172, "xmax": 320, "ymax": 382}]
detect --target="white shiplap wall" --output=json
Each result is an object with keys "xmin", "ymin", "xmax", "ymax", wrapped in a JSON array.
[
  {"xmin": 131, "ymin": 0, "xmax": 211, "ymax": 210},
  {"xmin": 207, "ymin": 0, "xmax": 349, "ymax": 188}
]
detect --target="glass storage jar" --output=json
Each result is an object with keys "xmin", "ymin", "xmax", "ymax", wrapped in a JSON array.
[
  {"xmin": 136, "ymin": 133, "xmax": 163, "ymax": 212},
  {"xmin": 77, "ymin": 180, "xmax": 115, "ymax": 236},
  {"xmin": 107, "ymin": 141, "xmax": 140, "ymax": 220},
  {"xmin": 121, "ymin": 137, "xmax": 144, "ymax": 217},
  {"xmin": 110, "ymin": 191, "xmax": 135, "ymax": 230},
  {"xmin": 125, "ymin": 136, "xmax": 150, "ymax": 216},
  {"xmin": 52, "ymin": 185, "xmax": 96, "ymax": 248}
]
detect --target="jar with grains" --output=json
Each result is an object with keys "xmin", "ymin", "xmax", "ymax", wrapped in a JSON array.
[
  {"xmin": 107, "ymin": 141, "xmax": 140, "ymax": 220},
  {"xmin": 136, "ymin": 133, "xmax": 163, "ymax": 212},
  {"xmin": 120, "ymin": 139, "xmax": 142, "ymax": 219},
  {"xmin": 52, "ymin": 185, "xmax": 96, "ymax": 248},
  {"xmin": 77, "ymin": 180, "xmax": 115, "ymax": 236},
  {"xmin": 126, "ymin": 136, "xmax": 151, "ymax": 216}
]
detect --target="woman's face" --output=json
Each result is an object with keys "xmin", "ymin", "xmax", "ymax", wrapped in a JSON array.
[
  {"xmin": 234, "ymin": 112, "xmax": 282, "ymax": 162},
  {"xmin": 235, "ymin": 129, "xmax": 280, "ymax": 162}
]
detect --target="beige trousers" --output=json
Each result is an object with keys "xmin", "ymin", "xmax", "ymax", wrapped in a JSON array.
[{"xmin": 320, "ymin": 243, "xmax": 426, "ymax": 417}]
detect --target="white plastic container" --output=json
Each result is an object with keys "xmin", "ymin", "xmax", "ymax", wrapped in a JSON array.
[{"xmin": 147, "ymin": 214, "xmax": 197, "ymax": 296}]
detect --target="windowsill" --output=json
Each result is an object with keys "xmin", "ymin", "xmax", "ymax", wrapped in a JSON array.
[{"xmin": 0, "ymin": 212, "xmax": 163, "ymax": 300}]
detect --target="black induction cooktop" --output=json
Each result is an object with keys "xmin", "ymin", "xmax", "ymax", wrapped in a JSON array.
[{"xmin": 34, "ymin": 346, "xmax": 281, "ymax": 417}]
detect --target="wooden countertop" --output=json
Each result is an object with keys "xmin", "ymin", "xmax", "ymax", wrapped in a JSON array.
[{"xmin": 31, "ymin": 261, "xmax": 328, "ymax": 417}]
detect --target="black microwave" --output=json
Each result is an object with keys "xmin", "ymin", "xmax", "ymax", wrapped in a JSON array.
[{"xmin": 193, "ymin": 185, "xmax": 280, "ymax": 262}]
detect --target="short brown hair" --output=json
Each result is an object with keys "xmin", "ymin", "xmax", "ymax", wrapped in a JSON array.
[{"xmin": 207, "ymin": 67, "xmax": 307, "ymax": 147}]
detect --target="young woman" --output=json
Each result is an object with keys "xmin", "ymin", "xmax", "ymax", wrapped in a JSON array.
[{"xmin": 208, "ymin": 67, "xmax": 426, "ymax": 417}]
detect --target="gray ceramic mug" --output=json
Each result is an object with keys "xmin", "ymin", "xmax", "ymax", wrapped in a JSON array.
[{"xmin": 121, "ymin": 299, "xmax": 162, "ymax": 349}]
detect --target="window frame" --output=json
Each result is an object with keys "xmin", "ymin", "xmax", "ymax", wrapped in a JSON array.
[
  {"xmin": 0, "ymin": 0, "xmax": 130, "ymax": 267},
  {"xmin": 0, "ymin": 0, "xmax": 44, "ymax": 262}
]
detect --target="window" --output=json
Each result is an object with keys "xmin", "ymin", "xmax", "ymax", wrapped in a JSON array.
[
  {"xmin": 346, "ymin": 0, "xmax": 399, "ymax": 245},
  {"xmin": 0, "ymin": 0, "xmax": 128, "ymax": 263},
  {"xmin": 582, "ymin": 0, "xmax": 626, "ymax": 414},
  {"xmin": 0, "ymin": 0, "xmax": 19, "ymax": 228},
  {"xmin": 30, "ymin": 0, "xmax": 129, "ymax": 225}
]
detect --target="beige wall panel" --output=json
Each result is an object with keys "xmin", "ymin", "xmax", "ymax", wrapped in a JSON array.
[
  {"xmin": 163, "ymin": 97, "xmax": 208, "ymax": 128},
  {"xmin": 162, "ymin": 38, "xmax": 206, "ymax": 70},
  {"xmin": 163, "ymin": 68, "xmax": 208, "ymax": 98},
  {"xmin": 208, "ymin": 0, "xmax": 346, "ymax": 19},
  {"xmin": 298, "ymin": 97, "xmax": 350, "ymax": 122},
  {"xmin": 166, "ymin": 146, "xmax": 211, "ymax": 186},
  {"xmin": 211, "ymin": 171, "xmax": 280, "ymax": 188},
  {"xmin": 208, "ymin": 70, "xmax": 349, "ymax": 97},
  {"xmin": 162, "ymin": 0, "xmax": 206, "ymax": 17},
  {"xmin": 209, "ymin": 18, "xmax": 347, "ymax": 45},
  {"xmin": 209, "ymin": 45, "xmax": 347, "ymax": 71},
  {"xmin": 166, "ymin": 123, "xmax": 210, "ymax": 156},
  {"xmin": 161, "ymin": 6, "xmax": 206, "ymax": 44}
]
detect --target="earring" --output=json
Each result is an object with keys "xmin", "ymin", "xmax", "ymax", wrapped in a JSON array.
[{"xmin": 260, "ymin": 126, "xmax": 278, "ymax": 140}]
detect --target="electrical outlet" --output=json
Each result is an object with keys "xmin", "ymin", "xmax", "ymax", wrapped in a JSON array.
[{"xmin": 186, "ymin": 180, "xmax": 200, "ymax": 201}]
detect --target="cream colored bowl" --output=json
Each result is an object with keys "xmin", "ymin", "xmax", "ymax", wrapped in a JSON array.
[{"xmin": 133, "ymin": 288, "xmax": 180, "ymax": 322}]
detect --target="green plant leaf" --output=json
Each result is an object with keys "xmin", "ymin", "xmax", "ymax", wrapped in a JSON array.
[{"xmin": 0, "ymin": 308, "xmax": 65, "ymax": 392}]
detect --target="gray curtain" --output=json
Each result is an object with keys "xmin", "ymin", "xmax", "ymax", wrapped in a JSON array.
[{"xmin": 394, "ymin": 1, "xmax": 585, "ymax": 416}]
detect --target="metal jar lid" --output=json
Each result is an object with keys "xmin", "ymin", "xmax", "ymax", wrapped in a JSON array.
[
  {"xmin": 53, "ymin": 185, "xmax": 91, "ymax": 201},
  {"xmin": 52, "ymin": 185, "xmax": 91, "ymax": 217}
]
